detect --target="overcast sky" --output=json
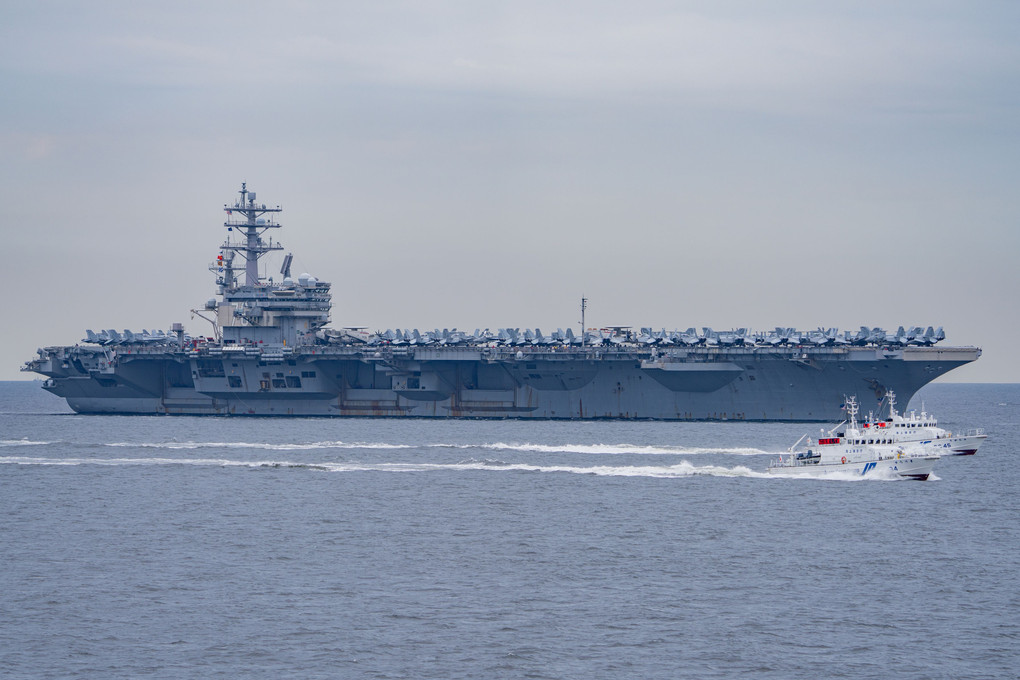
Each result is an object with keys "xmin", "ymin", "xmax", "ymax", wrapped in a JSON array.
[{"xmin": 2, "ymin": 1, "xmax": 1017, "ymax": 382}]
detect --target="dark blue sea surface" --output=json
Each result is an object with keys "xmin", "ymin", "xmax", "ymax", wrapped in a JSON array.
[{"xmin": 1, "ymin": 382, "xmax": 1017, "ymax": 679}]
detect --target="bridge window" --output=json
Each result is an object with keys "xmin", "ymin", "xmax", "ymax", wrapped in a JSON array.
[{"xmin": 197, "ymin": 360, "xmax": 226, "ymax": 378}]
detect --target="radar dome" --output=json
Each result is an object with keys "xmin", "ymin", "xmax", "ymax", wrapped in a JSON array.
[{"xmin": 298, "ymin": 273, "xmax": 311, "ymax": 286}]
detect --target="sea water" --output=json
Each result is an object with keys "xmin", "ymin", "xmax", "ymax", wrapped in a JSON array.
[{"xmin": 1, "ymin": 382, "xmax": 1017, "ymax": 679}]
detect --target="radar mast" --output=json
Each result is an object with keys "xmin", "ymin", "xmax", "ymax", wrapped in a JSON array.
[{"xmin": 220, "ymin": 182, "xmax": 284, "ymax": 287}]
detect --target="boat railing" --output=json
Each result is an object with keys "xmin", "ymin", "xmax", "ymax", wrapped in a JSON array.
[{"xmin": 962, "ymin": 428, "xmax": 985, "ymax": 437}]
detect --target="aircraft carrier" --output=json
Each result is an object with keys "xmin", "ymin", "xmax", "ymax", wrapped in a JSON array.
[{"xmin": 23, "ymin": 184, "xmax": 981, "ymax": 421}]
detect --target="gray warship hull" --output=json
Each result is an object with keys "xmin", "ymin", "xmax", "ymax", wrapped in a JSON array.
[
  {"xmin": 23, "ymin": 183, "xmax": 981, "ymax": 420},
  {"xmin": 30, "ymin": 343, "xmax": 979, "ymax": 421}
]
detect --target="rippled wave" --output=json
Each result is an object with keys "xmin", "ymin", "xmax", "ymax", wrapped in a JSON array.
[
  {"xmin": 0, "ymin": 454, "xmax": 919, "ymax": 481},
  {"xmin": 2, "ymin": 439, "xmax": 772, "ymax": 455}
]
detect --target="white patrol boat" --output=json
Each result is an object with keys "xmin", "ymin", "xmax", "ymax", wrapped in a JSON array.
[
  {"xmin": 767, "ymin": 396, "xmax": 939, "ymax": 480},
  {"xmin": 858, "ymin": 391, "xmax": 987, "ymax": 456}
]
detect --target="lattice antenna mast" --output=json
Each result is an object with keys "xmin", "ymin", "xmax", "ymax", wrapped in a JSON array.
[
  {"xmin": 221, "ymin": 182, "xmax": 284, "ymax": 287},
  {"xmin": 580, "ymin": 296, "xmax": 588, "ymax": 348}
]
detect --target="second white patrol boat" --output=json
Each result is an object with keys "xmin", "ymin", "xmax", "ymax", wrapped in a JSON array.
[{"xmin": 858, "ymin": 391, "xmax": 987, "ymax": 456}]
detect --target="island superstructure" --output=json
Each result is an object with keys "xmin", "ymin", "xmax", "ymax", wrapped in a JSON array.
[{"xmin": 23, "ymin": 184, "xmax": 981, "ymax": 420}]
